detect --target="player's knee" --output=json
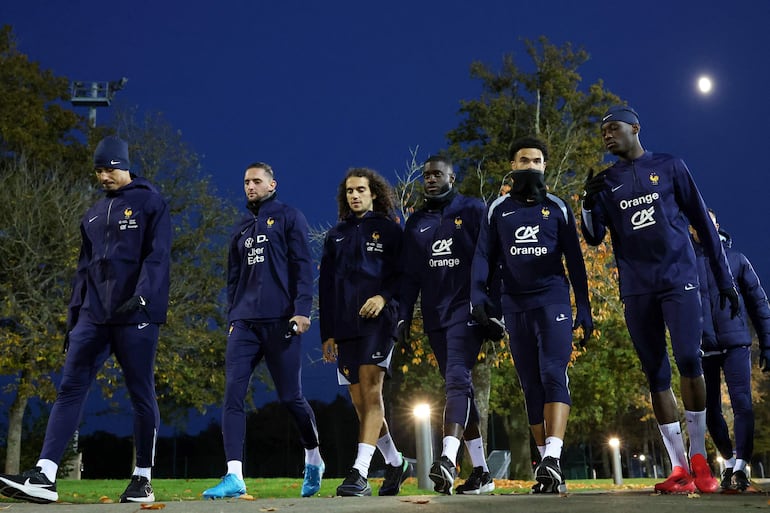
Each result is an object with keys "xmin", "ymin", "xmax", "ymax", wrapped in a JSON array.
[
  {"xmin": 673, "ymin": 354, "xmax": 702, "ymax": 378},
  {"xmin": 731, "ymin": 396, "xmax": 753, "ymax": 416}
]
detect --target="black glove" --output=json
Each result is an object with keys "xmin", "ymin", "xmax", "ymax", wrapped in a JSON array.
[
  {"xmin": 483, "ymin": 316, "xmax": 506, "ymax": 341},
  {"xmin": 759, "ymin": 346, "xmax": 770, "ymax": 373},
  {"xmin": 582, "ymin": 169, "xmax": 606, "ymax": 210},
  {"xmin": 718, "ymin": 287, "xmax": 740, "ymax": 319},
  {"xmin": 471, "ymin": 304, "xmax": 490, "ymax": 326},
  {"xmin": 572, "ymin": 309, "xmax": 594, "ymax": 348},
  {"xmin": 116, "ymin": 295, "xmax": 148, "ymax": 315}
]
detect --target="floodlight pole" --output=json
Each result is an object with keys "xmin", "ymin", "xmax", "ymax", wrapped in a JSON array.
[{"xmin": 69, "ymin": 78, "xmax": 127, "ymax": 127}]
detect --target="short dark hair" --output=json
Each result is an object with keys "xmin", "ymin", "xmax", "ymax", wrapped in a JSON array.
[
  {"xmin": 424, "ymin": 154, "xmax": 453, "ymax": 168},
  {"xmin": 336, "ymin": 167, "xmax": 396, "ymax": 220},
  {"xmin": 508, "ymin": 137, "xmax": 548, "ymax": 162},
  {"xmin": 245, "ymin": 161, "xmax": 274, "ymax": 179}
]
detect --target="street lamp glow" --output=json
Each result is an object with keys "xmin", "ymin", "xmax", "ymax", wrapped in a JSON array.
[
  {"xmin": 413, "ymin": 403, "xmax": 431, "ymax": 419},
  {"xmin": 609, "ymin": 437, "xmax": 620, "ymax": 448},
  {"xmin": 639, "ymin": 454, "xmax": 646, "ymax": 462}
]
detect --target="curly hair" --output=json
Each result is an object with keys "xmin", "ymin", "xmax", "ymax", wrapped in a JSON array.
[
  {"xmin": 508, "ymin": 136, "xmax": 549, "ymax": 162},
  {"xmin": 335, "ymin": 167, "xmax": 396, "ymax": 220}
]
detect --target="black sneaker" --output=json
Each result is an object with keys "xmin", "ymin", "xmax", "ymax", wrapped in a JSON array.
[
  {"xmin": 336, "ymin": 468, "xmax": 372, "ymax": 496},
  {"xmin": 731, "ymin": 469, "xmax": 750, "ymax": 491},
  {"xmin": 379, "ymin": 455, "xmax": 411, "ymax": 496},
  {"xmin": 455, "ymin": 466, "xmax": 495, "ymax": 495},
  {"xmin": 119, "ymin": 475, "xmax": 155, "ymax": 503},
  {"xmin": 429, "ymin": 456, "xmax": 456, "ymax": 495},
  {"xmin": 720, "ymin": 467, "xmax": 733, "ymax": 490},
  {"xmin": 0, "ymin": 467, "xmax": 58, "ymax": 504},
  {"xmin": 531, "ymin": 456, "xmax": 567, "ymax": 494}
]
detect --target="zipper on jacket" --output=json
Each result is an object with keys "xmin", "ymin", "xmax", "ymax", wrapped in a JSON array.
[{"xmin": 103, "ymin": 198, "xmax": 115, "ymax": 258}]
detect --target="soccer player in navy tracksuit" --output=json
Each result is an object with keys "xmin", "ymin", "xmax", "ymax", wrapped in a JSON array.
[
  {"xmin": 472, "ymin": 137, "xmax": 592, "ymax": 494},
  {"xmin": 0, "ymin": 136, "xmax": 171, "ymax": 504},
  {"xmin": 691, "ymin": 209, "xmax": 770, "ymax": 492},
  {"xmin": 319, "ymin": 168, "xmax": 408, "ymax": 497},
  {"xmin": 202, "ymin": 162, "xmax": 325, "ymax": 499},
  {"xmin": 398, "ymin": 155, "xmax": 497, "ymax": 495},
  {"xmin": 581, "ymin": 106, "xmax": 740, "ymax": 494}
]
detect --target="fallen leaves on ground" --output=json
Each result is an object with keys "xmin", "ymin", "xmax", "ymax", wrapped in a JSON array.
[
  {"xmin": 139, "ymin": 504, "xmax": 166, "ymax": 510},
  {"xmin": 493, "ymin": 479, "xmax": 653, "ymax": 492}
]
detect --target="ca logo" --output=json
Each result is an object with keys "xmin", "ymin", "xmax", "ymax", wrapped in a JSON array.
[
  {"xmin": 631, "ymin": 206, "xmax": 656, "ymax": 230},
  {"xmin": 514, "ymin": 225, "xmax": 539, "ymax": 243},
  {"xmin": 431, "ymin": 238, "xmax": 453, "ymax": 256}
]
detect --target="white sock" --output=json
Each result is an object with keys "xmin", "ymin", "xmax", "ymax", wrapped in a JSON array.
[
  {"xmin": 464, "ymin": 437, "xmax": 489, "ymax": 471},
  {"xmin": 543, "ymin": 436, "xmax": 564, "ymax": 460},
  {"xmin": 734, "ymin": 459, "xmax": 747, "ymax": 473},
  {"xmin": 305, "ymin": 447, "xmax": 323, "ymax": 466},
  {"xmin": 725, "ymin": 456, "xmax": 736, "ymax": 469},
  {"xmin": 376, "ymin": 433, "xmax": 402, "ymax": 466},
  {"xmin": 226, "ymin": 460, "xmax": 243, "ymax": 480},
  {"xmin": 537, "ymin": 445, "xmax": 546, "ymax": 460},
  {"xmin": 133, "ymin": 466, "xmax": 151, "ymax": 481},
  {"xmin": 36, "ymin": 459, "xmax": 58, "ymax": 483},
  {"xmin": 684, "ymin": 410, "xmax": 707, "ymax": 458},
  {"xmin": 658, "ymin": 421, "xmax": 688, "ymax": 470},
  {"xmin": 441, "ymin": 436, "xmax": 462, "ymax": 466},
  {"xmin": 353, "ymin": 443, "xmax": 376, "ymax": 478}
]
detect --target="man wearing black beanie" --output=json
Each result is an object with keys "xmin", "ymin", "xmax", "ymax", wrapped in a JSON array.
[{"xmin": 0, "ymin": 136, "xmax": 171, "ymax": 504}]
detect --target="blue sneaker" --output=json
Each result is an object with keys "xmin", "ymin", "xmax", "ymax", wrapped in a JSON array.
[
  {"xmin": 301, "ymin": 462, "xmax": 325, "ymax": 497},
  {"xmin": 202, "ymin": 473, "xmax": 246, "ymax": 499}
]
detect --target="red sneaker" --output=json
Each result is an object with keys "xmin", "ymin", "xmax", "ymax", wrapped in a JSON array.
[
  {"xmin": 654, "ymin": 466, "xmax": 696, "ymax": 494},
  {"xmin": 690, "ymin": 454, "xmax": 719, "ymax": 493}
]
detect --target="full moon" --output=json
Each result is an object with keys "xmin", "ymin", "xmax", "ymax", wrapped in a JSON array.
[{"xmin": 697, "ymin": 76, "xmax": 713, "ymax": 94}]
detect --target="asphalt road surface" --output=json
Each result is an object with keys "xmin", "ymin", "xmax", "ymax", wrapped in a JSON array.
[{"xmin": 1, "ymin": 489, "xmax": 768, "ymax": 513}]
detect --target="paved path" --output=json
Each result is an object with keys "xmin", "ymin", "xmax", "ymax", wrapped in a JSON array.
[{"xmin": 1, "ymin": 490, "xmax": 768, "ymax": 513}]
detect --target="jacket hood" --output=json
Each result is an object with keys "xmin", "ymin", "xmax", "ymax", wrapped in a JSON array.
[{"xmin": 718, "ymin": 228, "xmax": 732, "ymax": 248}]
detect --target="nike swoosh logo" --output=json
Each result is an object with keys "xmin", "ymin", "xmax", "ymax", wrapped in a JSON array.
[
  {"xmin": 89, "ymin": 216, "xmax": 99, "ymax": 223},
  {"xmin": 371, "ymin": 353, "xmax": 384, "ymax": 359},
  {"xmin": 684, "ymin": 283, "xmax": 697, "ymax": 291},
  {"xmin": 502, "ymin": 211, "xmax": 515, "ymax": 217},
  {"xmin": 611, "ymin": 184, "xmax": 624, "ymax": 192},
  {"xmin": 335, "ymin": 237, "xmax": 345, "ymax": 242},
  {"xmin": 23, "ymin": 478, "xmax": 54, "ymax": 489},
  {"xmin": 110, "ymin": 160, "xmax": 121, "ymax": 165},
  {"xmin": 139, "ymin": 296, "xmax": 146, "ymax": 306},
  {"xmin": 138, "ymin": 323, "xmax": 150, "ymax": 330},
  {"xmin": 420, "ymin": 226, "xmax": 431, "ymax": 233},
  {"xmin": 555, "ymin": 314, "xmax": 568, "ymax": 322},
  {"xmin": 602, "ymin": 114, "xmax": 612, "ymax": 122}
]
